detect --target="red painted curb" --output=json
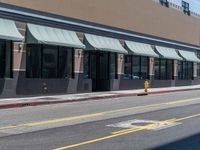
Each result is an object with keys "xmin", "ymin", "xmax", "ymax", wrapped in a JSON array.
[{"xmin": 0, "ymin": 88, "xmax": 199, "ymax": 110}]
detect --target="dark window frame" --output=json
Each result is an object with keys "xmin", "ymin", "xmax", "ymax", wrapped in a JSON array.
[
  {"xmin": 197, "ymin": 63, "xmax": 200, "ymax": 78},
  {"xmin": 178, "ymin": 61, "xmax": 193, "ymax": 80},
  {"xmin": 109, "ymin": 52, "xmax": 118, "ymax": 79},
  {"xmin": 41, "ymin": 45, "xmax": 58, "ymax": 78},
  {"xmin": 0, "ymin": 40, "xmax": 13, "ymax": 78},
  {"xmin": 26, "ymin": 44, "xmax": 74, "ymax": 79},
  {"xmin": 83, "ymin": 51, "xmax": 91, "ymax": 79},
  {"xmin": 124, "ymin": 55, "xmax": 132, "ymax": 79},
  {"xmin": 6, "ymin": 41, "xmax": 13, "ymax": 78},
  {"xmin": 83, "ymin": 51, "xmax": 118, "ymax": 80},
  {"xmin": 154, "ymin": 58, "xmax": 174, "ymax": 80},
  {"xmin": 124, "ymin": 55, "xmax": 149, "ymax": 80}
]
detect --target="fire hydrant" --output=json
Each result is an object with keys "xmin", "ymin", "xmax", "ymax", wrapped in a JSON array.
[{"xmin": 144, "ymin": 80, "xmax": 149, "ymax": 92}]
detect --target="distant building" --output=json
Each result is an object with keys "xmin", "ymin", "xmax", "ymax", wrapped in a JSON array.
[{"xmin": 0, "ymin": 0, "xmax": 199, "ymax": 97}]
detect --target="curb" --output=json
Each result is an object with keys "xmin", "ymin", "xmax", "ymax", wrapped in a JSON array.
[{"xmin": 0, "ymin": 88, "xmax": 199, "ymax": 110}]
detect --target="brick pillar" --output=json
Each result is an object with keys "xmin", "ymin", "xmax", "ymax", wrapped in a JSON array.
[
  {"xmin": 74, "ymin": 49, "xmax": 84, "ymax": 74},
  {"xmin": 2, "ymin": 42, "xmax": 26, "ymax": 97},
  {"xmin": 117, "ymin": 54, "xmax": 124, "ymax": 77},
  {"xmin": 110, "ymin": 54, "xmax": 124, "ymax": 91},
  {"xmin": 70, "ymin": 49, "xmax": 92, "ymax": 93},
  {"xmin": 193, "ymin": 63, "xmax": 197, "ymax": 80},
  {"xmin": 13, "ymin": 43, "xmax": 26, "ymax": 74},
  {"xmin": 149, "ymin": 57, "xmax": 154, "ymax": 80},
  {"xmin": 173, "ymin": 60, "xmax": 178, "ymax": 80},
  {"xmin": 65, "ymin": 49, "xmax": 83, "ymax": 93}
]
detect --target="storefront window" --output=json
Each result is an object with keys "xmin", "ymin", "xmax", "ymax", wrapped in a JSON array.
[
  {"xmin": 124, "ymin": 55, "xmax": 132, "ymax": 79},
  {"xmin": 83, "ymin": 52, "xmax": 117, "ymax": 80},
  {"xmin": 188, "ymin": 62, "xmax": 193, "ymax": 79},
  {"xmin": 42, "ymin": 46, "xmax": 58, "ymax": 78},
  {"xmin": 167, "ymin": 60, "xmax": 173, "ymax": 80},
  {"xmin": 154, "ymin": 58, "xmax": 160, "ymax": 80},
  {"xmin": 0, "ymin": 41, "xmax": 6, "ymax": 78},
  {"xmin": 26, "ymin": 45, "xmax": 41, "ymax": 78},
  {"xmin": 198, "ymin": 64, "xmax": 200, "ymax": 78},
  {"xmin": 132, "ymin": 56, "xmax": 140, "ymax": 79},
  {"xmin": 84, "ymin": 52, "xmax": 90, "ymax": 79},
  {"xmin": 0, "ymin": 40, "xmax": 12, "ymax": 78},
  {"xmin": 110, "ymin": 53, "xmax": 117, "ymax": 79},
  {"xmin": 178, "ymin": 61, "xmax": 193, "ymax": 80},
  {"xmin": 160, "ymin": 59, "xmax": 167, "ymax": 80},
  {"xmin": 99, "ymin": 52, "xmax": 109, "ymax": 80},
  {"xmin": 58, "ymin": 47, "xmax": 72, "ymax": 78},
  {"xmin": 196, "ymin": 52, "xmax": 200, "ymax": 79},
  {"xmin": 124, "ymin": 55, "xmax": 149, "ymax": 80},
  {"xmin": 141, "ymin": 57, "xmax": 148, "ymax": 80},
  {"xmin": 26, "ymin": 44, "xmax": 73, "ymax": 79},
  {"xmin": 154, "ymin": 58, "xmax": 173, "ymax": 80}
]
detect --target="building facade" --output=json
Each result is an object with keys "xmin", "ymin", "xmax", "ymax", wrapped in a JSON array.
[{"xmin": 0, "ymin": 0, "xmax": 199, "ymax": 97}]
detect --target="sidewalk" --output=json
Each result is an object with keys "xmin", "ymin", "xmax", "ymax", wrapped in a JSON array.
[{"xmin": 0, "ymin": 85, "xmax": 200, "ymax": 109}]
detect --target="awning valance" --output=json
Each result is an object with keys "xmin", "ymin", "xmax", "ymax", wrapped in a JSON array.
[
  {"xmin": 26, "ymin": 23, "xmax": 85, "ymax": 48},
  {"xmin": 84, "ymin": 34, "xmax": 127, "ymax": 54},
  {"xmin": 125, "ymin": 41, "xmax": 159, "ymax": 57},
  {"xmin": 178, "ymin": 50, "xmax": 200, "ymax": 63},
  {"xmin": 0, "ymin": 18, "xmax": 23, "ymax": 41},
  {"xmin": 155, "ymin": 46, "xmax": 183, "ymax": 60}
]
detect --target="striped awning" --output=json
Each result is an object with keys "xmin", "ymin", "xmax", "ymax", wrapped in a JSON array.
[
  {"xmin": 155, "ymin": 46, "xmax": 183, "ymax": 60},
  {"xmin": 84, "ymin": 33, "xmax": 127, "ymax": 54},
  {"xmin": 0, "ymin": 18, "xmax": 23, "ymax": 41},
  {"xmin": 125, "ymin": 41, "xmax": 159, "ymax": 57},
  {"xmin": 178, "ymin": 50, "xmax": 200, "ymax": 63},
  {"xmin": 26, "ymin": 23, "xmax": 85, "ymax": 48}
]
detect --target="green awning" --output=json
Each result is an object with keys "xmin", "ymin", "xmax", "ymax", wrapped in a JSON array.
[
  {"xmin": 155, "ymin": 46, "xmax": 183, "ymax": 60},
  {"xmin": 125, "ymin": 41, "xmax": 159, "ymax": 57},
  {"xmin": 84, "ymin": 34, "xmax": 127, "ymax": 54},
  {"xmin": 178, "ymin": 50, "xmax": 200, "ymax": 63},
  {"xmin": 26, "ymin": 23, "xmax": 85, "ymax": 48},
  {"xmin": 0, "ymin": 18, "xmax": 23, "ymax": 41}
]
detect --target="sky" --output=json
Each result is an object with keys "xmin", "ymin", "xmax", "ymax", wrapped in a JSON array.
[{"xmin": 168, "ymin": 0, "xmax": 200, "ymax": 14}]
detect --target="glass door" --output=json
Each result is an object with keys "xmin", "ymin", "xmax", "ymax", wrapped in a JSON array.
[{"xmin": 84, "ymin": 51, "xmax": 117, "ymax": 91}]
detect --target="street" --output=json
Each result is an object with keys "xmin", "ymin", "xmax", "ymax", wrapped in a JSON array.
[{"xmin": 0, "ymin": 91, "xmax": 200, "ymax": 150}]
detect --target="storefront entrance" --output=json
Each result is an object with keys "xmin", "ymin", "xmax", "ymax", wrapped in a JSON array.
[
  {"xmin": 84, "ymin": 51, "xmax": 117, "ymax": 92},
  {"xmin": 91, "ymin": 52, "xmax": 110, "ymax": 91}
]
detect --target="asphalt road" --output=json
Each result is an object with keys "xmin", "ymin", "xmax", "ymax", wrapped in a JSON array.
[{"xmin": 0, "ymin": 91, "xmax": 200, "ymax": 150}]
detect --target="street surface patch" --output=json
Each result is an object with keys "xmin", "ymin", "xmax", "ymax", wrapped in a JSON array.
[{"xmin": 107, "ymin": 119, "xmax": 182, "ymax": 131}]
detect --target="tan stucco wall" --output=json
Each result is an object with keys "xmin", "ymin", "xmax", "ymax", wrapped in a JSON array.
[{"xmin": 2, "ymin": 0, "xmax": 200, "ymax": 46}]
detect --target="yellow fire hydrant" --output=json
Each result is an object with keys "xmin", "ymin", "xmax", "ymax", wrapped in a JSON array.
[{"xmin": 144, "ymin": 80, "xmax": 149, "ymax": 92}]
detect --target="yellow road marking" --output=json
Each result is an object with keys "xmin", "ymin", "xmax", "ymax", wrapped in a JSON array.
[
  {"xmin": 53, "ymin": 113, "xmax": 200, "ymax": 150},
  {"xmin": 0, "ymin": 97, "xmax": 200, "ymax": 131},
  {"xmin": 0, "ymin": 113, "xmax": 104, "ymax": 130},
  {"xmin": 111, "ymin": 118, "xmax": 177, "ymax": 135},
  {"xmin": 102, "ymin": 97, "xmax": 200, "ymax": 114},
  {"xmin": 0, "ymin": 125, "xmax": 18, "ymax": 130},
  {"xmin": 20, "ymin": 113, "xmax": 104, "ymax": 126},
  {"xmin": 175, "ymin": 113, "xmax": 200, "ymax": 122},
  {"xmin": 164, "ymin": 98, "xmax": 200, "ymax": 105},
  {"xmin": 104, "ymin": 103, "xmax": 162, "ymax": 114}
]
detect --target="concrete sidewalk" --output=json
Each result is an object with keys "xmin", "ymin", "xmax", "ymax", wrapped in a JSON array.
[{"xmin": 0, "ymin": 85, "xmax": 200, "ymax": 109}]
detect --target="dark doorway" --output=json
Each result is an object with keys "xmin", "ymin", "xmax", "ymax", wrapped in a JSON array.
[
  {"xmin": 84, "ymin": 51, "xmax": 117, "ymax": 92},
  {"xmin": 91, "ymin": 52, "xmax": 110, "ymax": 91}
]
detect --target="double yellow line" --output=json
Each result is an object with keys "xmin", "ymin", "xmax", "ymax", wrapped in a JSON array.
[{"xmin": 53, "ymin": 113, "xmax": 200, "ymax": 150}]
